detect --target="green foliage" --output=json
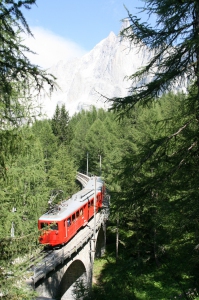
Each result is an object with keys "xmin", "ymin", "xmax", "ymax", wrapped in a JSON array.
[
  {"xmin": 0, "ymin": 1, "xmax": 57, "ymax": 297},
  {"xmin": 31, "ymin": 119, "xmax": 58, "ymax": 172},
  {"xmin": 70, "ymin": 114, "xmax": 91, "ymax": 170},
  {"xmin": 0, "ymin": 127, "xmax": 48, "ymax": 238},
  {"xmin": 0, "ymin": 127, "xmax": 47, "ymax": 298},
  {"xmin": 0, "ymin": 0, "xmax": 56, "ymax": 177},
  {"xmin": 2, "ymin": 3, "xmax": 199, "ymax": 299},
  {"xmin": 97, "ymin": 1, "xmax": 199, "ymax": 297},
  {"xmin": 85, "ymin": 119, "xmax": 110, "ymax": 174},
  {"xmin": 51, "ymin": 104, "xmax": 71, "ymax": 145},
  {"xmin": 66, "ymin": 92, "xmax": 199, "ymax": 300},
  {"xmin": 82, "ymin": 228, "xmax": 199, "ymax": 300},
  {"xmin": 107, "ymin": 91, "xmax": 199, "ymax": 296},
  {"xmin": 47, "ymin": 145, "xmax": 78, "ymax": 200},
  {"xmin": 69, "ymin": 107, "xmax": 124, "ymax": 188}
]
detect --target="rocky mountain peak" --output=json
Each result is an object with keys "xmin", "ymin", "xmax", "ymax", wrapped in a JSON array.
[{"xmin": 40, "ymin": 27, "xmax": 151, "ymax": 117}]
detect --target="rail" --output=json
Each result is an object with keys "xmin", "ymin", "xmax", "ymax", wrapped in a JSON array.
[{"xmin": 76, "ymin": 172, "xmax": 90, "ymax": 187}]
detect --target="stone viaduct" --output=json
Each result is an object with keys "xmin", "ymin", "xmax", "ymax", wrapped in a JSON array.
[{"xmin": 31, "ymin": 173, "xmax": 109, "ymax": 300}]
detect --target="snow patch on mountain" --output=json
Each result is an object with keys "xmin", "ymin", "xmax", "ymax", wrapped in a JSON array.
[{"xmin": 40, "ymin": 26, "xmax": 154, "ymax": 117}]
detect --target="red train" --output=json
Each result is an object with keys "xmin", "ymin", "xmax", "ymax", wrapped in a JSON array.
[{"xmin": 38, "ymin": 177, "xmax": 105, "ymax": 247}]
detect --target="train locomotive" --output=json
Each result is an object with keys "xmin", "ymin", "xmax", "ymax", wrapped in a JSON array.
[{"xmin": 38, "ymin": 176, "xmax": 105, "ymax": 247}]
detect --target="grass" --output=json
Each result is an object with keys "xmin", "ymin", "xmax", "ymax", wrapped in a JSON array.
[
  {"xmin": 93, "ymin": 257, "xmax": 108, "ymax": 284},
  {"xmin": 91, "ymin": 241, "xmax": 199, "ymax": 300}
]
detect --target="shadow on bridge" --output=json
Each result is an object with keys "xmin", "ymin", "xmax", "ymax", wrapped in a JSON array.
[
  {"xmin": 59, "ymin": 260, "xmax": 87, "ymax": 299},
  {"xmin": 35, "ymin": 252, "xmax": 88, "ymax": 299}
]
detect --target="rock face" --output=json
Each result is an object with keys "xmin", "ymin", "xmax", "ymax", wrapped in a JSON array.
[{"xmin": 41, "ymin": 26, "xmax": 153, "ymax": 117}]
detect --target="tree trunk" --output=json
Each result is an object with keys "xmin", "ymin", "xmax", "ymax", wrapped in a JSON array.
[
  {"xmin": 116, "ymin": 214, "xmax": 119, "ymax": 261},
  {"xmin": 153, "ymin": 228, "xmax": 160, "ymax": 267}
]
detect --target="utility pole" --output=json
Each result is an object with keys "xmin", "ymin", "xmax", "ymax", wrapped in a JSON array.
[
  {"xmin": 11, "ymin": 207, "xmax": 16, "ymax": 238},
  {"xmin": 91, "ymin": 176, "xmax": 97, "ymax": 284},
  {"xmin": 11, "ymin": 222, "xmax": 14, "ymax": 238},
  {"xmin": 99, "ymin": 155, "xmax": 101, "ymax": 176},
  {"xmin": 116, "ymin": 213, "xmax": 119, "ymax": 261},
  {"xmin": 93, "ymin": 176, "xmax": 97, "ymax": 255},
  {"xmin": 87, "ymin": 152, "xmax": 89, "ymax": 176}
]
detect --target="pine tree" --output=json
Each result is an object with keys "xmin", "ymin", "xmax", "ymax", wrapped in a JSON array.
[
  {"xmin": 47, "ymin": 145, "xmax": 77, "ymax": 200},
  {"xmin": 0, "ymin": 0, "xmax": 56, "ymax": 121},
  {"xmin": 69, "ymin": 112, "xmax": 91, "ymax": 170},
  {"xmin": 110, "ymin": 1, "xmax": 199, "ymax": 115},
  {"xmin": 0, "ymin": 126, "xmax": 48, "ymax": 299},
  {"xmin": 51, "ymin": 104, "xmax": 70, "ymax": 144},
  {"xmin": 111, "ymin": 91, "xmax": 199, "ymax": 291},
  {"xmin": 59, "ymin": 104, "xmax": 71, "ymax": 143},
  {"xmin": 108, "ymin": 2, "xmax": 199, "ymax": 275},
  {"xmin": 0, "ymin": 0, "xmax": 56, "ymax": 175},
  {"xmin": 32, "ymin": 119, "xmax": 58, "ymax": 172},
  {"xmin": 0, "ymin": 2, "xmax": 56, "ymax": 298},
  {"xmin": 51, "ymin": 104, "xmax": 61, "ymax": 137}
]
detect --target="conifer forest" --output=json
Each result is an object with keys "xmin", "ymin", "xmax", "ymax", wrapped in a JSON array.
[{"xmin": 1, "ymin": 0, "xmax": 199, "ymax": 299}]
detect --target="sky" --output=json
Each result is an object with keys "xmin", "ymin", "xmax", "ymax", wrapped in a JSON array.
[{"xmin": 21, "ymin": 0, "xmax": 147, "ymax": 69}]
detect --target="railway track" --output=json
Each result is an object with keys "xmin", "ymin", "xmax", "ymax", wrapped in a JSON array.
[{"xmin": 76, "ymin": 172, "xmax": 90, "ymax": 187}]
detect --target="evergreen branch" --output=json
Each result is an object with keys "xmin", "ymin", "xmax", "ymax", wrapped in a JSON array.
[{"xmin": 168, "ymin": 120, "xmax": 191, "ymax": 139}]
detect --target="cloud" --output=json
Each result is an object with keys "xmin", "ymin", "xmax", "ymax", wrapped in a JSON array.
[{"xmin": 22, "ymin": 26, "xmax": 87, "ymax": 69}]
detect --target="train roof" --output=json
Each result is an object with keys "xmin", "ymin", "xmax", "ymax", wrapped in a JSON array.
[{"xmin": 38, "ymin": 177, "xmax": 104, "ymax": 222}]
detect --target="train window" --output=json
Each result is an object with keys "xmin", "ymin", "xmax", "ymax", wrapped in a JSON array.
[
  {"xmin": 76, "ymin": 210, "xmax": 79, "ymax": 218},
  {"xmin": 72, "ymin": 214, "xmax": 75, "ymax": 223},
  {"xmin": 91, "ymin": 200, "xmax": 94, "ymax": 206},
  {"xmin": 41, "ymin": 223, "xmax": 48, "ymax": 229},
  {"xmin": 67, "ymin": 218, "xmax": 71, "ymax": 227},
  {"xmin": 50, "ymin": 222, "xmax": 58, "ymax": 230},
  {"xmin": 80, "ymin": 208, "xmax": 83, "ymax": 216}
]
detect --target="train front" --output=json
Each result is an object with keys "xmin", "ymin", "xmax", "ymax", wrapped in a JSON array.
[{"xmin": 38, "ymin": 218, "xmax": 60, "ymax": 247}]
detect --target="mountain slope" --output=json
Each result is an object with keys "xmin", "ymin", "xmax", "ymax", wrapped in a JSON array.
[{"xmin": 41, "ymin": 29, "xmax": 153, "ymax": 117}]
